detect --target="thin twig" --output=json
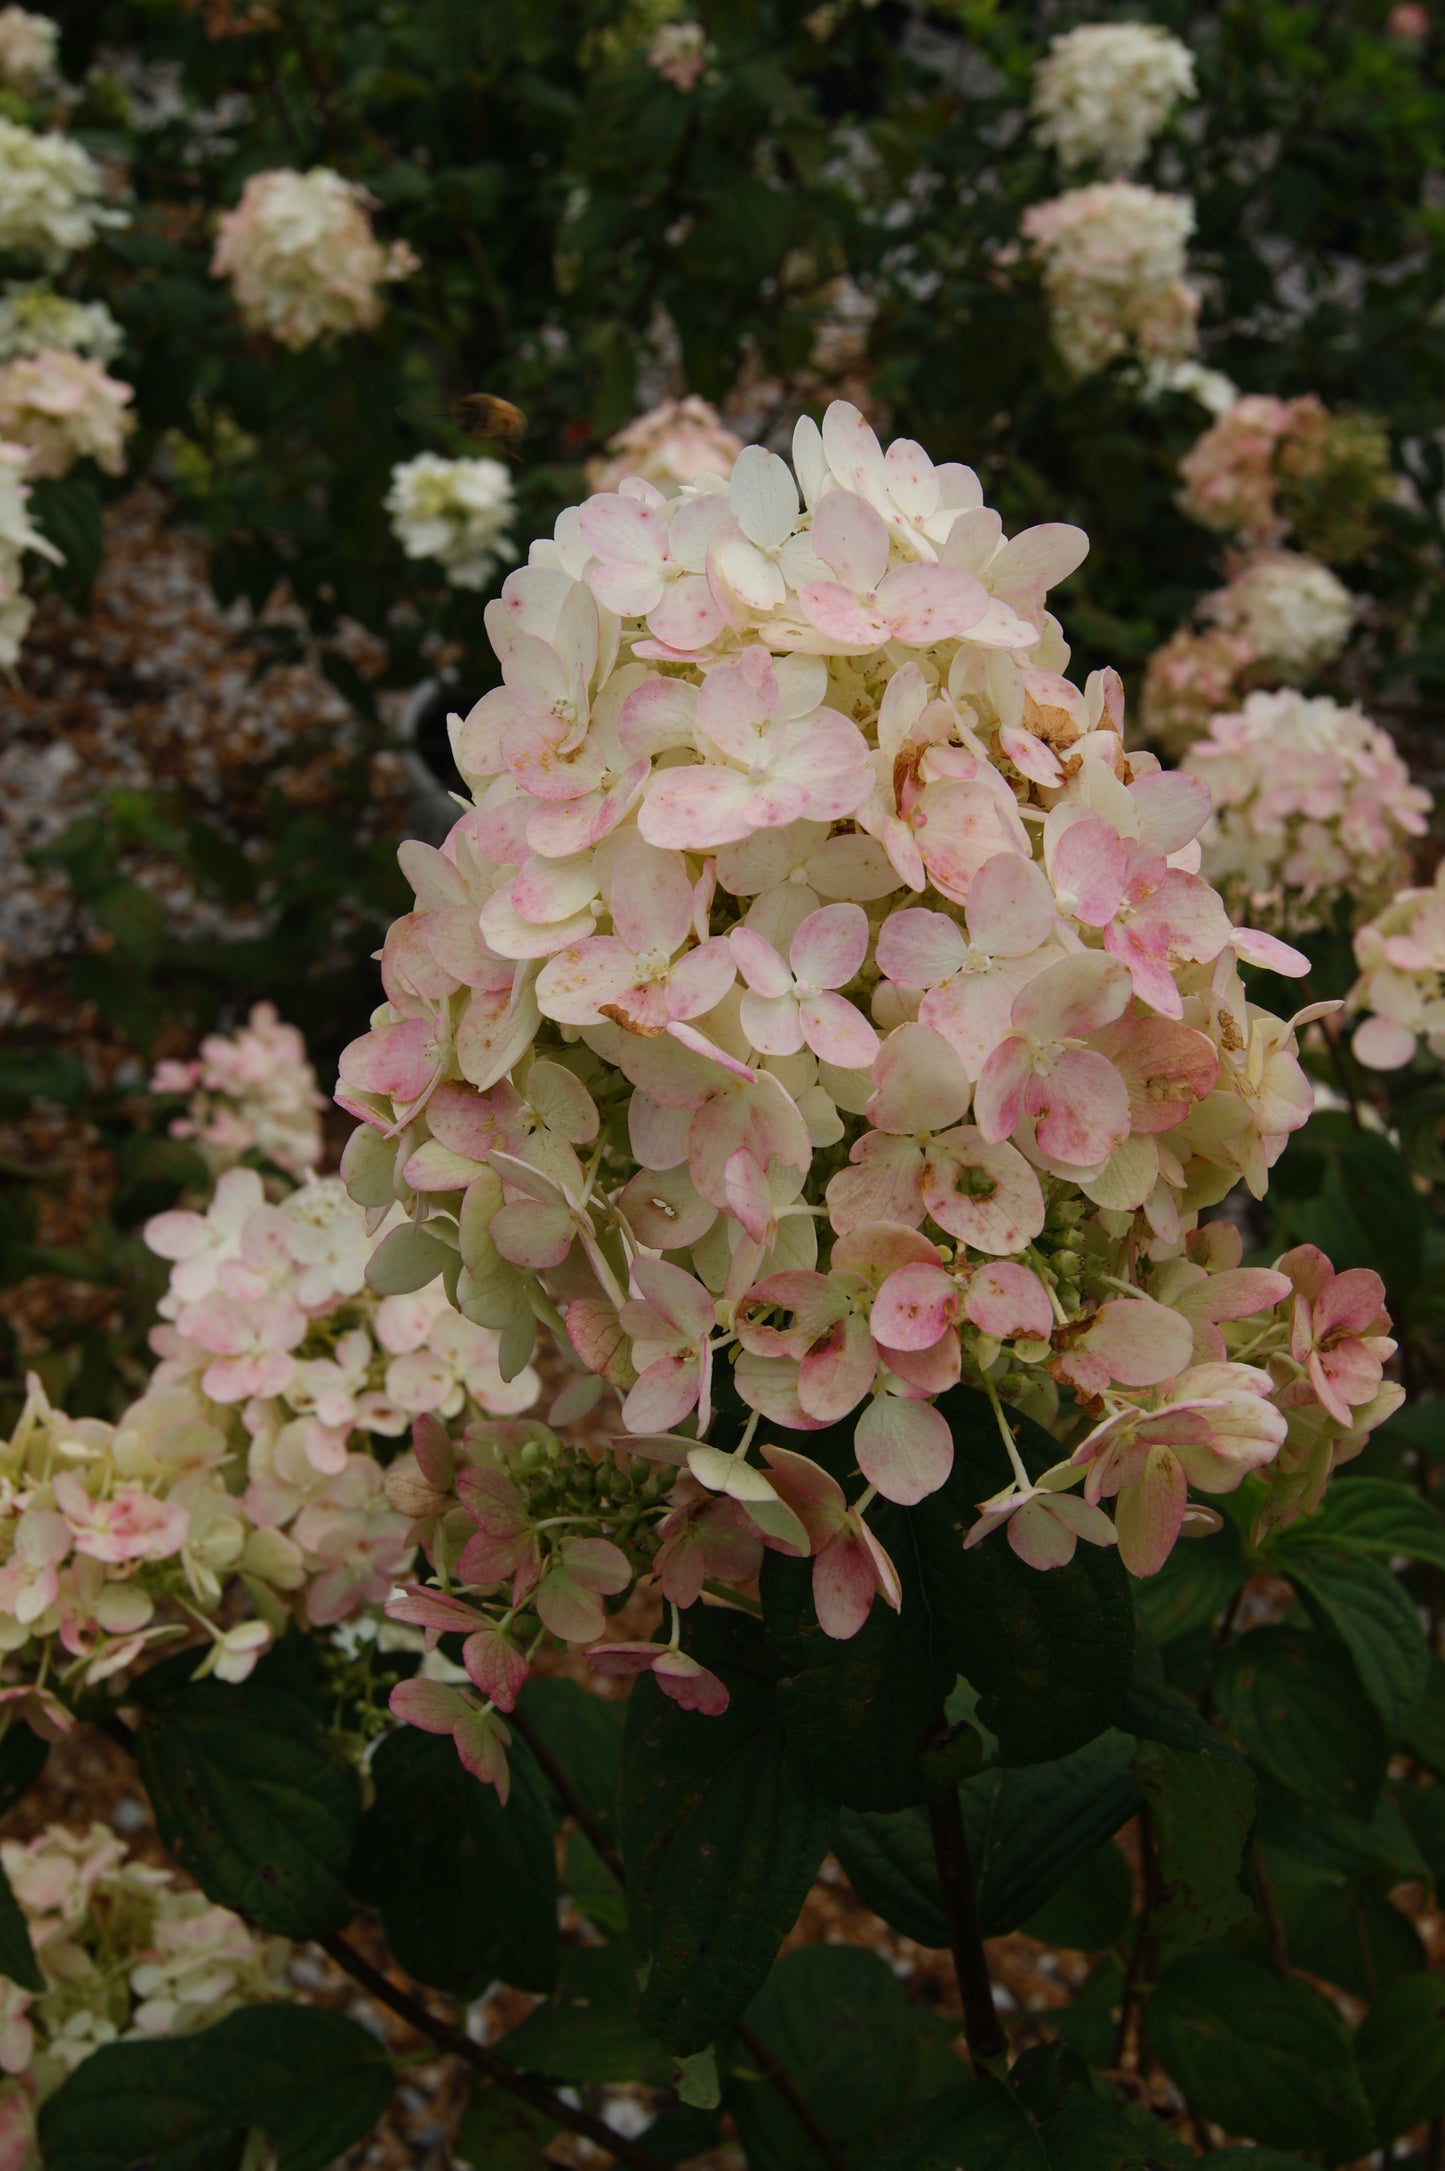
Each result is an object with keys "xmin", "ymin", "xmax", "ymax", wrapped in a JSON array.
[
  {"xmin": 507, "ymin": 1704, "xmax": 849, "ymax": 2171},
  {"xmin": 925, "ymin": 1783, "xmax": 1007, "ymax": 2070},
  {"xmin": 1113, "ymin": 1807, "xmax": 1161, "ymax": 2074},
  {"xmin": 318, "ymin": 1931, "xmax": 669, "ymax": 2171}
]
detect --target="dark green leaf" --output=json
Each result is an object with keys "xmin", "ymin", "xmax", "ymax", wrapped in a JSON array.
[
  {"xmin": 1287, "ymin": 1477, "xmax": 1445, "ymax": 1571},
  {"xmin": 453, "ymin": 2085, "xmax": 559, "ymax": 2170},
  {"xmin": 859, "ymin": 2078, "xmax": 1046, "ymax": 2171},
  {"xmin": 763, "ymin": 1498, "xmax": 953, "ymax": 1811},
  {"xmin": 1022, "ymin": 1843, "xmax": 1133, "ymax": 1951},
  {"xmin": 1148, "ymin": 1953, "xmax": 1374, "ymax": 2156},
  {"xmin": 0, "ymin": 1725, "xmax": 47, "ymax": 1817},
  {"xmin": 1213, "ymin": 1627, "xmax": 1387, "ymax": 1814},
  {"xmin": 37, "ymin": 2005, "xmax": 392, "ymax": 2171},
  {"xmin": 837, "ymin": 1732, "xmax": 1140, "ymax": 1946},
  {"xmin": 494, "ymin": 1946, "xmax": 668, "ymax": 2084},
  {"xmin": 1403, "ymin": 1655, "xmax": 1445, "ymax": 1778},
  {"xmin": 913, "ymin": 1387, "xmax": 1134, "ymax": 1764},
  {"xmin": 133, "ymin": 1661, "xmax": 360, "ymax": 1939},
  {"xmin": 517, "ymin": 1675, "xmax": 624, "ymax": 1841},
  {"xmin": 1292, "ymin": 1131, "xmax": 1425, "ymax": 1310},
  {"xmin": 1282, "ymin": 1546, "xmax": 1431, "ymax": 1739},
  {"xmin": 1258, "ymin": 1788, "xmax": 1428, "ymax": 1883},
  {"xmin": 1136, "ymin": 1743, "xmax": 1256, "ymax": 1947},
  {"xmin": 349, "ymin": 1725, "xmax": 557, "ymax": 1995},
  {"xmin": 0, "ymin": 1858, "xmax": 42, "ymax": 1994},
  {"xmin": 1356, "ymin": 1972, "xmax": 1445, "ymax": 2142},
  {"xmin": 1131, "ymin": 1525, "xmax": 1243, "ymax": 1648},
  {"xmin": 1265, "ymin": 1853, "xmax": 1424, "ymax": 1999},
  {"xmin": 620, "ymin": 1610, "xmax": 836, "ymax": 2055},
  {"xmin": 730, "ymin": 1944, "xmax": 933, "ymax": 2171},
  {"xmin": 1035, "ymin": 2091, "xmax": 1194, "ymax": 2169}
]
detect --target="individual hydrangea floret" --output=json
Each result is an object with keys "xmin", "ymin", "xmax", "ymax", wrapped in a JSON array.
[
  {"xmin": 1185, "ymin": 690, "xmax": 1431, "ymax": 936},
  {"xmin": 0, "ymin": 1821, "xmax": 287, "ymax": 2160},
  {"xmin": 1031, "ymin": 22, "xmax": 1196, "ymax": 176},
  {"xmin": 1348, "ymin": 865, "xmax": 1445, "ymax": 1072},
  {"xmin": 586, "ymin": 396, "xmax": 744, "ymax": 498},
  {"xmin": 0, "ymin": 7, "xmax": 58, "ymax": 98},
  {"xmin": 150, "ymin": 1001, "xmax": 326, "ymax": 1179},
  {"xmin": 1022, "ymin": 183, "xmax": 1199, "ymax": 378},
  {"xmin": 330, "ymin": 399, "xmax": 1400, "ymax": 1798},
  {"xmin": 0, "ymin": 283, "xmax": 123, "ymax": 365},
  {"xmin": 211, "ymin": 167, "xmax": 417, "ymax": 350},
  {"xmin": 0, "ymin": 119, "xmax": 129, "ymax": 269},
  {"xmin": 0, "ymin": 345, "xmax": 133, "ymax": 478},
  {"xmin": 385, "ymin": 452, "xmax": 516, "ymax": 591}
]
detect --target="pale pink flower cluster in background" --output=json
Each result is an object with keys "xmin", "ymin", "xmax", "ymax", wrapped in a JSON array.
[
  {"xmin": 0, "ymin": 345, "xmax": 133, "ymax": 480},
  {"xmin": 0, "ymin": 1821, "xmax": 286, "ymax": 2171},
  {"xmin": 586, "ymin": 395, "xmax": 745, "ymax": 499},
  {"xmin": 329, "ymin": 398, "xmax": 1400, "ymax": 1795},
  {"xmin": 1348, "ymin": 862, "xmax": 1445, "ymax": 1071},
  {"xmin": 1178, "ymin": 393, "xmax": 1321, "ymax": 545},
  {"xmin": 211, "ymin": 167, "xmax": 418, "ymax": 351},
  {"xmin": 1184, "ymin": 689, "xmax": 1430, "ymax": 936},
  {"xmin": 646, "ymin": 20, "xmax": 709, "ymax": 91},
  {"xmin": 0, "ymin": 8, "xmax": 58, "ymax": 99},
  {"xmin": 1022, "ymin": 183, "xmax": 1199, "ymax": 378},
  {"xmin": 150, "ymin": 1000, "xmax": 327, "ymax": 1178}
]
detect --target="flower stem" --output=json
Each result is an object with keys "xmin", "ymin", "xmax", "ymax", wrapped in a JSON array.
[{"xmin": 924, "ymin": 1778, "xmax": 1007, "ymax": 2072}]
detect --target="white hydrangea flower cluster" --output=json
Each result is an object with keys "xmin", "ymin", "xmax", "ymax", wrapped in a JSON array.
[
  {"xmin": 0, "ymin": 1821, "xmax": 287, "ymax": 2168},
  {"xmin": 1185, "ymin": 690, "xmax": 1431, "ymax": 937},
  {"xmin": 1031, "ymin": 22, "xmax": 1196, "ymax": 176},
  {"xmin": 1202, "ymin": 548, "xmax": 1354, "ymax": 680},
  {"xmin": 385, "ymin": 452, "xmax": 516, "ymax": 591},
  {"xmin": 1349, "ymin": 865, "xmax": 1445, "ymax": 1072},
  {"xmin": 0, "ymin": 345, "xmax": 133, "ymax": 478},
  {"xmin": 0, "ymin": 438, "xmax": 60, "ymax": 669},
  {"xmin": 586, "ymin": 397, "xmax": 744, "ymax": 499},
  {"xmin": 1022, "ymin": 183, "xmax": 1199, "ymax": 377},
  {"xmin": 150, "ymin": 1001, "xmax": 328, "ymax": 1180},
  {"xmin": 0, "ymin": 284, "xmax": 123, "ymax": 365},
  {"xmin": 0, "ymin": 7, "xmax": 57, "ymax": 99},
  {"xmin": 0, "ymin": 119, "xmax": 128, "ymax": 270},
  {"xmin": 210, "ymin": 167, "xmax": 417, "ymax": 351}
]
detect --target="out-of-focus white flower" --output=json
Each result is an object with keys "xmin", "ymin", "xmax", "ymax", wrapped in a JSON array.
[
  {"xmin": 586, "ymin": 395, "xmax": 744, "ymax": 498},
  {"xmin": 0, "ymin": 119, "xmax": 128, "ymax": 269},
  {"xmin": 1031, "ymin": 22, "xmax": 1196, "ymax": 175},
  {"xmin": 211, "ymin": 167, "xmax": 417, "ymax": 351},
  {"xmin": 0, "ymin": 8, "xmax": 58, "ymax": 98},
  {"xmin": 1141, "ymin": 357, "xmax": 1238, "ymax": 417},
  {"xmin": 385, "ymin": 452, "xmax": 516, "ymax": 590},
  {"xmin": 0, "ymin": 436, "xmax": 60, "ymax": 669},
  {"xmin": 0, "ymin": 283, "xmax": 123, "ymax": 365},
  {"xmin": 1022, "ymin": 183, "xmax": 1198, "ymax": 377},
  {"xmin": 1203, "ymin": 548, "xmax": 1354, "ymax": 679},
  {"xmin": 647, "ymin": 20, "xmax": 709, "ymax": 90},
  {"xmin": 1186, "ymin": 689, "xmax": 1431, "ymax": 935},
  {"xmin": 0, "ymin": 346, "xmax": 133, "ymax": 478}
]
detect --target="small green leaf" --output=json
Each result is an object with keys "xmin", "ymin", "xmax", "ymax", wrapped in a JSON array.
[
  {"xmin": 133, "ymin": 1656, "xmax": 360, "ymax": 1939},
  {"xmin": 620, "ymin": 1610, "xmax": 836, "ymax": 2056},
  {"xmin": 494, "ymin": 1947, "xmax": 669, "ymax": 2084},
  {"xmin": 0, "ymin": 1858, "xmax": 42, "ymax": 1994},
  {"xmin": 1148, "ymin": 1953, "xmax": 1374, "ymax": 2156},
  {"xmin": 1213, "ymin": 1626, "xmax": 1386, "ymax": 1813},
  {"xmin": 859, "ymin": 2078, "xmax": 1046, "ymax": 2171},
  {"xmin": 364, "ymin": 1222, "xmax": 456, "ymax": 1294},
  {"xmin": 1282, "ymin": 1546, "xmax": 1431, "ymax": 1738},
  {"xmin": 729, "ymin": 1945, "xmax": 933, "ymax": 2171},
  {"xmin": 913, "ymin": 1388, "xmax": 1135, "ymax": 1765},
  {"xmin": 349, "ymin": 1725, "xmax": 557, "ymax": 1995},
  {"xmin": 1136, "ymin": 1743, "xmax": 1256, "ymax": 1947},
  {"xmin": 1356, "ymin": 1972, "xmax": 1445, "ymax": 2141},
  {"xmin": 37, "ymin": 2005, "xmax": 392, "ymax": 2171}
]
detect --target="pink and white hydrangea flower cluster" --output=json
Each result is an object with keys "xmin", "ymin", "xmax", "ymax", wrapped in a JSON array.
[
  {"xmin": 0, "ymin": 346, "xmax": 133, "ymax": 480},
  {"xmin": 1184, "ymin": 689, "xmax": 1430, "ymax": 936},
  {"xmin": 586, "ymin": 396, "xmax": 745, "ymax": 500},
  {"xmin": 144, "ymin": 1165, "xmax": 538, "ymax": 1626},
  {"xmin": 1348, "ymin": 862, "xmax": 1445, "ymax": 1072},
  {"xmin": 0, "ymin": 1821, "xmax": 287, "ymax": 2171},
  {"xmin": 1021, "ymin": 183, "xmax": 1199, "ymax": 379},
  {"xmin": 329, "ymin": 400, "xmax": 1400, "ymax": 1794},
  {"xmin": 1178, "ymin": 393, "xmax": 1329, "ymax": 546},
  {"xmin": 211, "ymin": 167, "xmax": 417, "ymax": 351},
  {"xmin": 150, "ymin": 1001, "xmax": 327, "ymax": 1180},
  {"xmin": 0, "ymin": 1374, "xmax": 302, "ymax": 1698}
]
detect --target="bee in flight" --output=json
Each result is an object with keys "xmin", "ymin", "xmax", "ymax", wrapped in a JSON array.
[{"xmin": 447, "ymin": 394, "xmax": 527, "ymax": 459}]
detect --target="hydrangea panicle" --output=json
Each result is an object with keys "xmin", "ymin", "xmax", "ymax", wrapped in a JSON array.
[
  {"xmin": 211, "ymin": 167, "xmax": 416, "ymax": 350},
  {"xmin": 1031, "ymin": 23, "xmax": 1196, "ymax": 177}
]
